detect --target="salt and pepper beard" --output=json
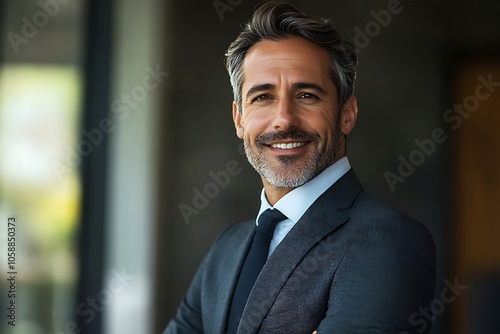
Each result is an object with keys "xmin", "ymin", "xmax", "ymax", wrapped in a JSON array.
[{"xmin": 243, "ymin": 122, "xmax": 343, "ymax": 188}]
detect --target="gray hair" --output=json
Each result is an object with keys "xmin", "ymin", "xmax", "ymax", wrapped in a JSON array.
[{"xmin": 225, "ymin": 2, "xmax": 358, "ymax": 113}]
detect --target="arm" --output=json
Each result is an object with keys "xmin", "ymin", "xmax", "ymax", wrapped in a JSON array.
[{"xmin": 317, "ymin": 217, "xmax": 437, "ymax": 334}]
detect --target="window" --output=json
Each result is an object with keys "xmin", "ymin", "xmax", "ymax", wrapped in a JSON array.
[{"xmin": 0, "ymin": 1, "xmax": 85, "ymax": 332}]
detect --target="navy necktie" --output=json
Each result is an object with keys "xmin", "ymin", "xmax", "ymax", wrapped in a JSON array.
[{"xmin": 226, "ymin": 209, "xmax": 287, "ymax": 334}]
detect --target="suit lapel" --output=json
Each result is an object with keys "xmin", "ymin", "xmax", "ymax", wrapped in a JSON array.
[{"xmin": 238, "ymin": 170, "xmax": 363, "ymax": 333}]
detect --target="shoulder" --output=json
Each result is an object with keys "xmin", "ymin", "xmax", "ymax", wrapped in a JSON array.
[
  {"xmin": 319, "ymin": 193, "xmax": 437, "ymax": 332},
  {"xmin": 214, "ymin": 220, "xmax": 254, "ymax": 243},
  {"xmin": 342, "ymin": 191, "xmax": 436, "ymax": 271},
  {"xmin": 204, "ymin": 220, "xmax": 254, "ymax": 257},
  {"xmin": 349, "ymin": 192, "xmax": 434, "ymax": 242}
]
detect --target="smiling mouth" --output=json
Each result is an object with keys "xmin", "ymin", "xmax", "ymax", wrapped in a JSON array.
[{"xmin": 270, "ymin": 142, "xmax": 308, "ymax": 149}]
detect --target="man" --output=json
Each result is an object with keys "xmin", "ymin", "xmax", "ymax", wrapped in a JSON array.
[{"xmin": 164, "ymin": 2, "xmax": 436, "ymax": 333}]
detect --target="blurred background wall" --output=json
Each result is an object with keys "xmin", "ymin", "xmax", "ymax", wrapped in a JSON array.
[{"xmin": 0, "ymin": 0, "xmax": 499, "ymax": 333}]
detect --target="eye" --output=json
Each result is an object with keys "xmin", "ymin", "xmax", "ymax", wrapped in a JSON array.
[
  {"xmin": 252, "ymin": 94, "xmax": 273, "ymax": 102},
  {"xmin": 298, "ymin": 92, "xmax": 318, "ymax": 99}
]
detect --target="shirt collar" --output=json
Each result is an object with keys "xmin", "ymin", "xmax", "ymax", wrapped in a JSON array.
[{"xmin": 257, "ymin": 156, "xmax": 351, "ymax": 225}]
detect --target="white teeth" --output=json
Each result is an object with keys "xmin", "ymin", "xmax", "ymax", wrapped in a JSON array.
[{"xmin": 271, "ymin": 142, "xmax": 307, "ymax": 149}]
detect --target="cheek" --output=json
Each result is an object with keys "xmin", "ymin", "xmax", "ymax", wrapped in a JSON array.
[
  {"xmin": 303, "ymin": 113, "xmax": 336, "ymax": 138},
  {"xmin": 242, "ymin": 113, "xmax": 273, "ymax": 139}
]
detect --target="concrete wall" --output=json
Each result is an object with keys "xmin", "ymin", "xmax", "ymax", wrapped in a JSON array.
[{"xmin": 154, "ymin": 1, "xmax": 500, "ymax": 333}]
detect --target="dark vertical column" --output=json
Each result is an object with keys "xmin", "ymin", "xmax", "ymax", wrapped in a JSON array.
[
  {"xmin": 76, "ymin": 0, "xmax": 114, "ymax": 333},
  {"xmin": 0, "ymin": 0, "xmax": 5, "ymax": 63}
]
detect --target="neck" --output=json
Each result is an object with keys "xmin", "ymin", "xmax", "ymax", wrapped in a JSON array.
[{"xmin": 262, "ymin": 179, "xmax": 295, "ymax": 206}]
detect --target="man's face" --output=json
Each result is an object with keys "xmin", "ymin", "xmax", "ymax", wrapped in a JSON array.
[{"xmin": 233, "ymin": 37, "xmax": 356, "ymax": 189}]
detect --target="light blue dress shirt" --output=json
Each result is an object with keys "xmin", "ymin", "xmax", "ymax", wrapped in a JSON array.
[{"xmin": 256, "ymin": 156, "xmax": 351, "ymax": 257}]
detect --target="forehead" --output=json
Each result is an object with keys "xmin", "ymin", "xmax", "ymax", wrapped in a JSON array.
[{"xmin": 242, "ymin": 37, "xmax": 332, "ymax": 88}]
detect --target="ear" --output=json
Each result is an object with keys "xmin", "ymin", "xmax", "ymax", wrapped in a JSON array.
[
  {"xmin": 232, "ymin": 101, "xmax": 244, "ymax": 139},
  {"xmin": 340, "ymin": 95, "xmax": 358, "ymax": 136}
]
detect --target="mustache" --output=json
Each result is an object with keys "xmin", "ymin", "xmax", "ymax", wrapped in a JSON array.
[{"xmin": 255, "ymin": 128, "xmax": 320, "ymax": 145}]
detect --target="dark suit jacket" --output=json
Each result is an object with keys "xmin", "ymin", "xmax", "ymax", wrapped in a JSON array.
[{"xmin": 164, "ymin": 170, "xmax": 437, "ymax": 333}]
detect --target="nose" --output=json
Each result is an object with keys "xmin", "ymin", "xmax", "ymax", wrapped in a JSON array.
[{"xmin": 272, "ymin": 98, "xmax": 300, "ymax": 131}]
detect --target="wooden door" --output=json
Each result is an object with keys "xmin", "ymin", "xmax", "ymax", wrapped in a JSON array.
[{"xmin": 451, "ymin": 56, "xmax": 500, "ymax": 334}]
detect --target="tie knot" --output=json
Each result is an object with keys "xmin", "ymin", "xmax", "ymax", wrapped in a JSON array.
[{"xmin": 257, "ymin": 209, "xmax": 286, "ymax": 237}]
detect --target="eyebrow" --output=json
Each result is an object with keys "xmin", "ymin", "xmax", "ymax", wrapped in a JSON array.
[
  {"xmin": 245, "ymin": 83, "xmax": 276, "ymax": 99},
  {"xmin": 245, "ymin": 82, "xmax": 328, "ymax": 100},
  {"xmin": 292, "ymin": 82, "xmax": 327, "ymax": 95}
]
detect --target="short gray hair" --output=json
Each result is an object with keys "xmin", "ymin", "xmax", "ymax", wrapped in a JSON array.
[{"xmin": 225, "ymin": 2, "xmax": 358, "ymax": 113}]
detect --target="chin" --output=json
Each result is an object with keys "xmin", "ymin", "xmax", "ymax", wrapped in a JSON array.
[{"xmin": 262, "ymin": 165, "xmax": 317, "ymax": 188}]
